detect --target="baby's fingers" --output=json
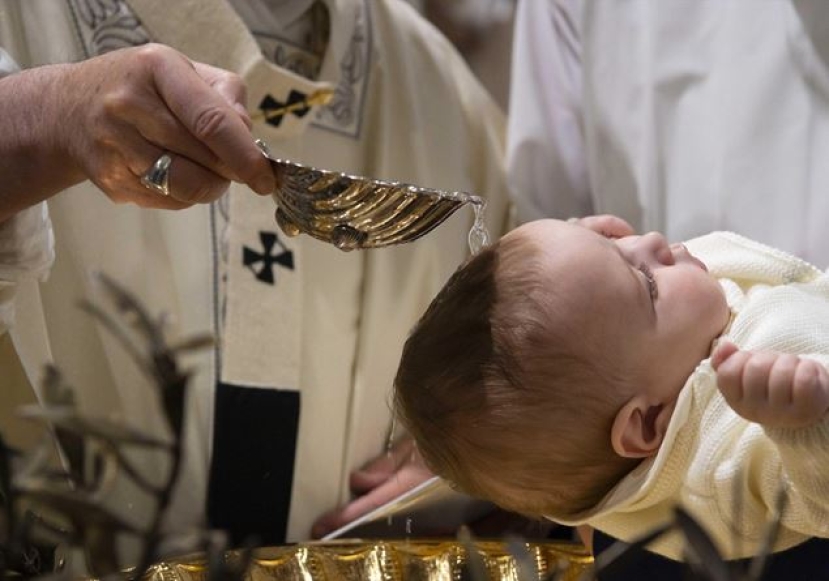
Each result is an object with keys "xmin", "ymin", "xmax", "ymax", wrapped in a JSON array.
[
  {"xmin": 717, "ymin": 351, "xmax": 829, "ymax": 428},
  {"xmin": 711, "ymin": 341, "xmax": 739, "ymax": 370},
  {"xmin": 716, "ymin": 350, "xmax": 778, "ymax": 422},
  {"xmin": 714, "ymin": 346, "xmax": 752, "ymax": 404},
  {"xmin": 787, "ymin": 359, "xmax": 829, "ymax": 426},
  {"xmin": 765, "ymin": 353, "xmax": 800, "ymax": 408}
]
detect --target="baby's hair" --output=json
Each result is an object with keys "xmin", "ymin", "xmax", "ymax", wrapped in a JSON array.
[{"xmin": 394, "ymin": 234, "xmax": 640, "ymax": 519}]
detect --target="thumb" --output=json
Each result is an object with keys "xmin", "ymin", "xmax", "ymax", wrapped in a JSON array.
[{"xmin": 711, "ymin": 340, "xmax": 739, "ymax": 370}]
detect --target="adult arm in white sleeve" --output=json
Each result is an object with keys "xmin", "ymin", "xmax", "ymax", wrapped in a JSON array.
[{"xmin": 506, "ymin": 0, "xmax": 592, "ymax": 224}]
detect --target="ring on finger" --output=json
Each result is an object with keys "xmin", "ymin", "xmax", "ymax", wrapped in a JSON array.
[{"xmin": 140, "ymin": 152, "xmax": 174, "ymax": 197}]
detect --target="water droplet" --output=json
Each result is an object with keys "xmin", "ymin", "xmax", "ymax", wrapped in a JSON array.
[{"xmin": 467, "ymin": 199, "xmax": 490, "ymax": 254}]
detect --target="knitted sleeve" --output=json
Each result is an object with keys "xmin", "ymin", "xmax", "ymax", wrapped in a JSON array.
[
  {"xmin": 761, "ymin": 354, "xmax": 829, "ymax": 540},
  {"xmin": 702, "ymin": 269, "xmax": 829, "ymax": 551},
  {"xmin": 685, "ymin": 231, "xmax": 822, "ymax": 287}
]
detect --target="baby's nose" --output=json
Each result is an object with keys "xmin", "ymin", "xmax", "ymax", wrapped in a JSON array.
[{"xmin": 639, "ymin": 231, "xmax": 675, "ymax": 265}]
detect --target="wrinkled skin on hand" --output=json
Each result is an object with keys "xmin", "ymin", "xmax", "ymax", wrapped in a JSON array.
[
  {"xmin": 58, "ymin": 43, "xmax": 274, "ymax": 208},
  {"xmin": 0, "ymin": 43, "xmax": 276, "ymax": 221}
]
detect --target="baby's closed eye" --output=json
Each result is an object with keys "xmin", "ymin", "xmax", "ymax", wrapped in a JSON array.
[{"xmin": 638, "ymin": 263, "xmax": 658, "ymax": 301}]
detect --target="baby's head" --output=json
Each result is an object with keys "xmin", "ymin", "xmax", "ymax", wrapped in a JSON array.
[{"xmin": 394, "ymin": 219, "xmax": 729, "ymax": 519}]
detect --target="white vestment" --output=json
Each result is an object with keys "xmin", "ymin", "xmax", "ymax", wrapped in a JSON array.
[
  {"xmin": 0, "ymin": 0, "xmax": 510, "ymax": 542},
  {"xmin": 508, "ymin": 0, "xmax": 829, "ymax": 268}
]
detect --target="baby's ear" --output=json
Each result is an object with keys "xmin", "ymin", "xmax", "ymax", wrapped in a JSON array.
[{"xmin": 610, "ymin": 396, "xmax": 672, "ymax": 458}]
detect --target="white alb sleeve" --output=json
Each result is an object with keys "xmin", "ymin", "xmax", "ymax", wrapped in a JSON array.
[{"xmin": 506, "ymin": 0, "xmax": 592, "ymax": 224}]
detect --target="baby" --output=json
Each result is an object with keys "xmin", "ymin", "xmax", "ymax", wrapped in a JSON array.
[{"xmin": 394, "ymin": 216, "xmax": 829, "ymax": 560}]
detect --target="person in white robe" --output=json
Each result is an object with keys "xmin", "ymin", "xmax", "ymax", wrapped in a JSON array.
[
  {"xmin": 506, "ymin": 0, "xmax": 829, "ymax": 569},
  {"xmin": 507, "ymin": 0, "xmax": 829, "ymax": 269},
  {"xmin": 0, "ymin": 0, "xmax": 511, "ymax": 546},
  {"xmin": 0, "ymin": 43, "xmax": 270, "ymax": 452}
]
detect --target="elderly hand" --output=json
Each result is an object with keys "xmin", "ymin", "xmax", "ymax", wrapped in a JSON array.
[
  {"xmin": 62, "ymin": 43, "xmax": 274, "ymax": 207},
  {"xmin": 712, "ymin": 341, "xmax": 829, "ymax": 429},
  {"xmin": 0, "ymin": 44, "xmax": 274, "ymax": 220},
  {"xmin": 310, "ymin": 436, "xmax": 434, "ymax": 539}
]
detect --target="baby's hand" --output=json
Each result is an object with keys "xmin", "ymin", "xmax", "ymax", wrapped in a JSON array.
[{"xmin": 712, "ymin": 341, "xmax": 829, "ymax": 429}]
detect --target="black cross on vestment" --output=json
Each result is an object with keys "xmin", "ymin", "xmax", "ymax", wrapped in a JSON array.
[
  {"xmin": 258, "ymin": 90, "xmax": 313, "ymax": 128},
  {"xmin": 242, "ymin": 231, "xmax": 295, "ymax": 285}
]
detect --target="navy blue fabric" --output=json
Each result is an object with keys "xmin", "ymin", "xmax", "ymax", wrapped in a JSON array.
[
  {"xmin": 593, "ymin": 529, "xmax": 829, "ymax": 580},
  {"xmin": 207, "ymin": 382, "xmax": 300, "ymax": 547}
]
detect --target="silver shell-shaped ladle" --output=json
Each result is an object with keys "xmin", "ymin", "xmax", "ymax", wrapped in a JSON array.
[{"xmin": 258, "ymin": 141, "xmax": 482, "ymax": 251}]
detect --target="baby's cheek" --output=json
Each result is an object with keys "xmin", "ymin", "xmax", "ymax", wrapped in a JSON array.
[{"xmin": 703, "ymin": 279, "xmax": 730, "ymax": 334}]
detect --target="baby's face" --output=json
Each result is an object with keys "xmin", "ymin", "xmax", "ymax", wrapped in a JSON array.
[{"xmin": 504, "ymin": 220, "xmax": 730, "ymax": 404}]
